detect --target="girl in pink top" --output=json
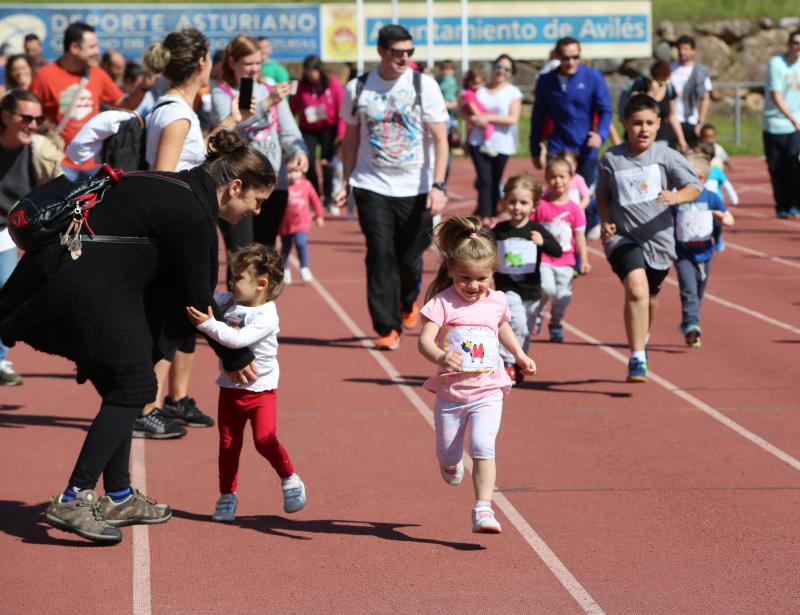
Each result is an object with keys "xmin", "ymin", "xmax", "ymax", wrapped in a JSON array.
[
  {"xmin": 418, "ymin": 216, "xmax": 536, "ymax": 534},
  {"xmin": 279, "ymin": 169, "xmax": 325, "ymax": 284},
  {"xmin": 533, "ymin": 156, "xmax": 590, "ymax": 342},
  {"xmin": 543, "ymin": 150, "xmax": 591, "ymax": 209},
  {"xmin": 461, "ymin": 68, "xmax": 496, "ymax": 157}
]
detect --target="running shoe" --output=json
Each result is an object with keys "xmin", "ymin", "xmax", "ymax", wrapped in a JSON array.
[
  {"xmin": 683, "ymin": 324, "xmax": 702, "ymax": 348},
  {"xmin": 375, "ymin": 330, "xmax": 400, "ymax": 351},
  {"xmin": 282, "ymin": 474, "xmax": 306, "ymax": 513},
  {"xmin": 549, "ymin": 325, "xmax": 564, "ymax": 343},
  {"xmin": 626, "ymin": 357, "xmax": 648, "ymax": 383},
  {"xmin": 777, "ymin": 211, "xmax": 789, "ymax": 219},
  {"xmin": 98, "ymin": 488, "xmax": 172, "ymax": 527},
  {"xmin": 0, "ymin": 360, "xmax": 23, "ymax": 386},
  {"xmin": 401, "ymin": 302, "xmax": 420, "ymax": 329},
  {"xmin": 162, "ymin": 396, "xmax": 215, "ymax": 427},
  {"xmin": 440, "ymin": 460, "xmax": 464, "ymax": 486},
  {"xmin": 472, "ymin": 507, "xmax": 502, "ymax": 534},
  {"xmin": 132, "ymin": 408, "xmax": 187, "ymax": 439},
  {"xmin": 532, "ymin": 314, "xmax": 543, "ymax": 336},
  {"xmin": 211, "ymin": 493, "xmax": 238, "ymax": 522},
  {"xmin": 789, "ymin": 207, "xmax": 800, "ymax": 219},
  {"xmin": 284, "ymin": 268, "xmax": 293, "ymax": 285},
  {"xmin": 300, "ymin": 267, "xmax": 313, "ymax": 282},
  {"xmin": 45, "ymin": 489, "xmax": 122, "ymax": 544}
]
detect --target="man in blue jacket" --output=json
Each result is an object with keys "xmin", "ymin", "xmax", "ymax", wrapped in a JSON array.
[{"xmin": 530, "ymin": 37, "xmax": 612, "ymax": 185}]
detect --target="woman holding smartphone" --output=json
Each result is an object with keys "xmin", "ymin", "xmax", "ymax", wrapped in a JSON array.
[{"xmin": 212, "ymin": 34, "xmax": 308, "ymax": 251}]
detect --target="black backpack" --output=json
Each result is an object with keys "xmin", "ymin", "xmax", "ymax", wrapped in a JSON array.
[
  {"xmin": 101, "ymin": 100, "xmax": 176, "ymax": 170},
  {"xmin": 351, "ymin": 69, "xmax": 422, "ymax": 116},
  {"xmin": 7, "ymin": 164, "xmax": 186, "ymax": 258}
]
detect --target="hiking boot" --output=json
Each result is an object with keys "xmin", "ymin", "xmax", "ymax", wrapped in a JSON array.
[
  {"xmin": 98, "ymin": 488, "xmax": 171, "ymax": 527},
  {"xmin": 440, "ymin": 460, "xmax": 464, "ymax": 486},
  {"xmin": 132, "ymin": 408, "xmax": 187, "ymax": 439},
  {"xmin": 375, "ymin": 330, "xmax": 400, "ymax": 351},
  {"xmin": 162, "ymin": 396, "xmax": 215, "ymax": 427},
  {"xmin": 282, "ymin": 474, "xmax": 306, "ymax": 513},
  {"xmin": 45, "ymin": 489, "xmax": 122, "ymax": 544},
  {"xmin": 0, "ymin": 360, "xmax": 23, "ymax": 386},
  {"xmin": 626, "ymin": 357, "xmax": 648, "ymax": 383},
  {"xmin": 401, "ymin": 302, "xmax": 420, "ymax": 329},
  {"xmin": 472, "ymin": 506, "xmax": 502, "ymax": 534},
  {"xmin": 211, "ymin": 493, "xmax": 238, "ymax": 522}
]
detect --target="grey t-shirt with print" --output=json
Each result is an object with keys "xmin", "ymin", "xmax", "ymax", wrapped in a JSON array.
[{"xmin": 596, "ymin": 141, "xmax": 700, "ymax": 270}]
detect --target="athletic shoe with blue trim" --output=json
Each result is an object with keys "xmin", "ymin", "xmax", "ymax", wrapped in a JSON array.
[
  {"xmin": 282, "ymin": 474, "xmax": 306, "ymax": 513},
  {"xmin": 683, "ymin": 324, "xmax": 702, "ymax": 348},
  {"xmin": 549, "ymin": 325, "xmax": 564, "ymax": 343},
  {"xmin": 211, "ymin": 493, "xmax": 238, "ymax": 522},
  {"xmin": 627, "ymin": 357, "xmax": 648, "ymax": 383}
]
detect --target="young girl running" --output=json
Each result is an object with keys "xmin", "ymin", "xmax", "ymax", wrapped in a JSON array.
[
  {"xmin": 492, "ymin": 174, "xmax": 562, "ymax": 385},
  {"xmin": 279, "ymin": 168, "xmax": 325, "ymax": 283},
  {"xmin": 186, "ymin": 244, "xmax": 306, "ymax": 522},
  {"xmin": 533, "ymin": 156, "xmax": 590, "ymax": 343},
  {"xmin": 418, "ymin": 216, "xmax": 537, "ymax": 533}
]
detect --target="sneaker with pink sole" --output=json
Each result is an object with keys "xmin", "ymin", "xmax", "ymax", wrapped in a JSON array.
[{"xmin": 472, "ymin": 506, "xmax": 502, "ymax": 533}]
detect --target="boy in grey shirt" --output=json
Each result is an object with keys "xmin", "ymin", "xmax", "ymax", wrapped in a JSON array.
[{"xmin": 596, "ymin": 94, "xmax": 700, "ymax": 383}]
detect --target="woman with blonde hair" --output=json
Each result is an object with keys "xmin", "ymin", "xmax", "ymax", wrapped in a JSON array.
[{"xmin": 211, "ymin": 34, "xmax": 308, "ymax": 253}]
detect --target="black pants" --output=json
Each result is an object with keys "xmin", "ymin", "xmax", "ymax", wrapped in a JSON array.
[
  {"xmin": 302, "ymin": 127, "xmax": 337, "ymax": 205},
  {"xmin": 69, "ymin": 402, "xmax": 141, "ymax": 492},
  {"xmin": 253, "ymin": 189, "xmax": 289, "ymax": 248},
  {"xmin": 469, "ymin": 148, "xmax": 509, "ymax": 219},
  {"xmin": 763, "ymin": 130, "xmax": 800, "ymax": 215},
  {"xmin": 681, "ymin": 122, "xmax": 700, "ymax": 148},
  {"xmin": 354, "ymin": 187, "xmax": 432, "ymax": 336}
]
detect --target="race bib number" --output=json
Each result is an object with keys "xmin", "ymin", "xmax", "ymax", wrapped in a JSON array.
[
  {"xmin": 304, "ymin": 103, "xmax": 328, "ymax": 124},
  {"xmin": 676, "ymin": 205, "xmax": 713, "ymax": 243},
  {"xmin": 443, "ymin": 325, "xmax": 499, "ymax": 373},
  {"xmin": 541, "ymin": 221, "xmax": 573, "ymax": 252},
  {"xmin": 498, "ymin": 238, "xmax": 537, "ymax": 274},
  {"xmin": 614, "ymin": 164, "xmax": 662, "ymax": 207}
]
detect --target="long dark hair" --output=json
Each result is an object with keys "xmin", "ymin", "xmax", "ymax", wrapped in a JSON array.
[
  {"xmin": 301, "ymin": 55, "xmax": 330, "ymax": 90},
  {"xmin": 425, "ymin": 216, "xmax": 499, "ymax": 302}
]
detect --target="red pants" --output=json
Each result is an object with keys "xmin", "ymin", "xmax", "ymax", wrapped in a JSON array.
[{"xmin": 218, "ymin": 387, "xmax": 294, "ymax": 494}]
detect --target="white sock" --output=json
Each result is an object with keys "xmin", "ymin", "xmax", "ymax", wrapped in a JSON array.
[
  {"xmin": 644, "ymin": 333, "xmax": 651, "ymax": 347},
  {"xmin": 474, "ymin": 499, "xmax": 492, "ymax": 511},
  {"xmin": 631, "ymin": 350, "xmax": 647, "ymax": 363},
  {"xmin": 281, "ymin": 473, "xmax": 299, "ymax": 486}
]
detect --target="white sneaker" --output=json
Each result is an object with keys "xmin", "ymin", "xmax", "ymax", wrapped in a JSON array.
[
  {"xmin": 586, "ymin": 225, "xmax": 601, "ymax": 241},
  {"xmin": 439, "ymin": 460, "xmax": 464, "ymax": 486},
  {"xmin": 328, "ymin": 205, "xmax": 341, "ymax": 217},
  {"xmin": 472, "ymin": 506, "xmax": 502, "ymax": 534},
  {"xmin": 300, "ymin": 267, "xmax": 313, "ymax": 282},
  {"xmin": 283, "ymin": 269, "xmax": 292, "ymax": 285},
  {"xmin": 211, "ymin": 493, "xmax": 237, "ymax": 522},
  {"xmin": 478, "ymin": 142, "xmax": 498, "ymax": 158},
  {"xmin": 282, "ymin": 474, "xmax": 306, "ymax": 513}
]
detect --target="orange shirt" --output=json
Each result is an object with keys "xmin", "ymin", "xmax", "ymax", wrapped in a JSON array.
[{"xmin": 30, "ymin": 62, "xmax": 124, "ymax": 170}]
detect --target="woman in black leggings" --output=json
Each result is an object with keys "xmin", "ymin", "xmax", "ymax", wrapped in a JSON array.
[{"xmin": 0, "ymin": 131, "xmax": 275, "ymax": 544}]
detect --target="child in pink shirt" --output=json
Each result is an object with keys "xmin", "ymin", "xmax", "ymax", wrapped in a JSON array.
[
  {"xmin": 461, "ymin": 68, "xmax": 496, "ymax": 157},
  {"xmin": 533, "ymin": 156, "xmax": 590, "ymax": 342},
  {"xmin": 418, "ymin": 216, "xmax": 536, "ymax": 534},
  {"xmin": 279, "ymin": 169, "xmax": 325, "ymax": 283}
]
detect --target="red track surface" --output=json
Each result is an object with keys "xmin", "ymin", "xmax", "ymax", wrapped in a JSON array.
[{"xmin": 2, "ymin": 156, "xmax": 799, "ymax": 614}]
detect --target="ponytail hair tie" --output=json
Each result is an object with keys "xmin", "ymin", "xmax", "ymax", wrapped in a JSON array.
[{"xmin": 469, "ymin": 232, "xmax": 478, "ymax": 239}]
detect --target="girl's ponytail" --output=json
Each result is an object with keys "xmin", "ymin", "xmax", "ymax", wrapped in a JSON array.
[{"xmin": 424, "ymin": 216, "xmax": 498, "ymax": 302}]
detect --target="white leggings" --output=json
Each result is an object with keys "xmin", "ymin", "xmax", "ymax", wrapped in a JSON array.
[{"xmin": 434, "ymin": 390, "xmax": 503, "ymax": 467}]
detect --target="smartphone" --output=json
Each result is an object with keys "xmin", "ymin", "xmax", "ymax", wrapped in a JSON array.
[
  {"xmin": 288, "ymin": 80, "xmax": 299, "ymax": 95},
  {"xmin": 238, "ymin": 77, "xmax": 254, "ymax": 110}
]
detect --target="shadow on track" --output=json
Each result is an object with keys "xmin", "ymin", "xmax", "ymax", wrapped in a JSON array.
[
  {"xmin": 279, "ymin": 336, "xmax": 371, "ymax": 349},
  {"xmin": 520, "ymin": 379, "xmax": 633, "ymax": 398},
  {"xmin": 0, "ymin": 411, "xmax": 91, "ymax": 430},
  {"xmin": 344, "ymin": 375, "xmax": 427, "ymax": 387},
  {"xmin": 0, "ymin": 500, "xmax": 107, "ymax": 547},
  {"xmin": 172, "ymin": 509, "xmax": 484, "ymax": 551}
]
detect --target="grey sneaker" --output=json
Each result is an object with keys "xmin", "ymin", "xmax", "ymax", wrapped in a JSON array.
[
  {"xmin": 98, "ymin": 488, "xmax": 171, "ymax": 527},
  {"xmin": 45, "ymin": 489, "xmax": 122, "ymax": 544},
  {"xmin": 132, "ymin": 408, "xmax": 187, "ymax": 439},
  {"xmin": 281, "ymin": 474, "xmax": 306, "ymax": 513},
  {"xmin": 162, "ymin": 396, "xmax": 215, "ymax": 427},
  {"xmin": 0, "ymin": 360, "xmax": 23, "ymax": 386},
  {"xmin": 211, "ymin": 493, "xmax": 238, "ymax": 522}
]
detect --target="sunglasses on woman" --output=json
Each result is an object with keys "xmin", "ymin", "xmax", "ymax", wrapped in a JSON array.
[
  {"xmin": 13, "ymin": 112, "xmax": 46, "ymax": 125},
  {"xmin": 493, "ymin": 64, "xmax": 512, "ymax": 73},
  {"xmin": 384, "ymin": 47, "xmax": 415, "ymax": 59}
]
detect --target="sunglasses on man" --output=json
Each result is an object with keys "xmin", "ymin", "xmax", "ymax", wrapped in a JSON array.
[
  {"xmin": 384, "ymin": 47, "xmax": 415, "ymax": 59},
  {"xmin": 13, "ymin": 112, "xmax": 46, "ymax": 125},
  {"xmin": 560, "ymin": 54, "xmax": 580, "ymax": 61}
]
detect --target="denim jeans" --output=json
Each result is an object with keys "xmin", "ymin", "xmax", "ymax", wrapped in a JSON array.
[
  {"xmin": 281, "ymin": 231, "xmax": 309, "ymax": 268},
  {"xmin": 0, "ymin": 246, "xmax": 18, "ymax": 363},
  {"xmin": 675, "ymin": 257, "xmax": 711, "ymax": 328}
]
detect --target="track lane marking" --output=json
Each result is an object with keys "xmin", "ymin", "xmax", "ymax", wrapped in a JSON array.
[
  {"xmin": 586, "ymin": 247, "xmax": 800, "ymax": 335},
  {"xmin": 131, "ymin": 439, "xmax": 152, "ymax": 615},
  {"xmin": 724, "ymin": 241, "xmax": 800, "ymax": 271},
  {"xmin": 304, "ymin": 266, "xmax": 605, "ymax": 615}
]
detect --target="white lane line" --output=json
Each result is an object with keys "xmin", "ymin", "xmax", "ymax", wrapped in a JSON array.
[
  {"xmin": 587, "ymin": 247, "xmax": 800, "ymax": 336},
  {"xmin": 131, "ymin": 439, "xmax": 152, "ymax": 615},
  {"xmin": 306, "ymin": 272, "xmax": 605, "ymax": 615},
  {"xmin": 725, "ymin": 241, "xmax": 800, "ymax": 271},
  {"xmin": 559, "ymin": 320, "xmax": 800, "ymax": 473}
]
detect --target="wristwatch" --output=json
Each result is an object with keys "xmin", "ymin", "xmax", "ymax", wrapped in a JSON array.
[{"xmin": 431, "ymin": 181, "xmax": 447, "ymax": 194}]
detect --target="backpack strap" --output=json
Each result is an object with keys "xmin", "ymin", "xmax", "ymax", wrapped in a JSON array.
[
  {"xmin": 351, "ymin": 72, "xmax": 369, "ymax": 117},
  {"xmin": 350, "ymin": 70, "xmax": 423, "ymax": 117},
  {"xmin": 413, "ymin": 69, "xmax": 422, "ymax": 110}
]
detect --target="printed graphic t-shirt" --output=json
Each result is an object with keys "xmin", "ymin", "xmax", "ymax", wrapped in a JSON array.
[
  {"xmin": 420, "ymin": 286, "xmax": 512, "ymax": 402},
  {"xmin": 31, "ymin": 63, "xmax": 123, "ymax": 170},
  {"xmin": 342, "ymin": 68, "xmax": 448, "ymax": 197},
  {"xmin": 535, "ymin": 199, "xmax": 586, "ymax": 268}
]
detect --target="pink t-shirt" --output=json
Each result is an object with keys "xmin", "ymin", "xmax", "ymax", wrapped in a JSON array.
[
  {"xmin": 420, "ymin": 286, "xmax": 512, "ymax": 402},
  {"xmin": 534, "ymin": 198, "xmax": 586, "ymax": 267},
  {"xmin": 279, "ymin": 178, "xmax": 325, "ymax": 236}
]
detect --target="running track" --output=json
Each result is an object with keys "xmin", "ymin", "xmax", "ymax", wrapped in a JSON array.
[{"xmin": 2, "ymin": 157, "xmax": 799, "ymax": 614}]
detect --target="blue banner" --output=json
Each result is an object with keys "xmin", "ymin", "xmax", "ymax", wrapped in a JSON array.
[{"xmin": 0, "ymin": 4, "xmax": 320, "ymax": 61}]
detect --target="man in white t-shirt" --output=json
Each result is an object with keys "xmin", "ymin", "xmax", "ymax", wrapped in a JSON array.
[
  {"xmin": 670, "ymin": 35, "xmax": 713, "ymax": 148},
  {"xmin": 334, "ymin": 24, "xmax": 449, "ymax": 351}
]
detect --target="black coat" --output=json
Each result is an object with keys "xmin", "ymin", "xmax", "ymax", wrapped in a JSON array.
[{"xmin": 0, "ymin": 167, "xmax": 253, "ymax": 406}]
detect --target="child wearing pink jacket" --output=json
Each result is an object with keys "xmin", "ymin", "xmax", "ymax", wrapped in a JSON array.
[{"xmin": 279, "ymin": 169, "xmax": 325, "ymax": 283}]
